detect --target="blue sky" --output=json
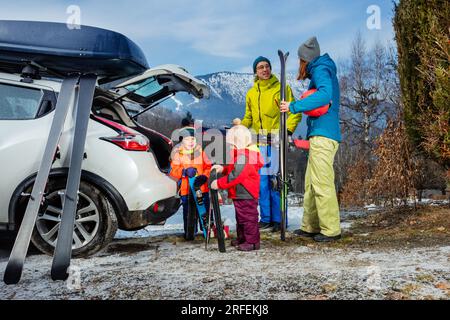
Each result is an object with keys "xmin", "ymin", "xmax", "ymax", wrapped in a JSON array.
[{"xmin": 0, "ymin": 0, "xmax": 397, "ymax": 75}]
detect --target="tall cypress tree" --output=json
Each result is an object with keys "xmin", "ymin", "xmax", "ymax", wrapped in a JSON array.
[{"xmin": 393, "ymin": 0, "xmax": 450, "ymax": 167}]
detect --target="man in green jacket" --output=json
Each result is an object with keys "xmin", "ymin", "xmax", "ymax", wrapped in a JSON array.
[{"xmin": 241, "ymin": 56, "xmax": 301, "ymax": 232}]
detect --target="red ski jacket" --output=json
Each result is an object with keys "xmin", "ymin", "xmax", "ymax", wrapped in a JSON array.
[{"xmin": 217, "ymin": 145, "xmax": 264, "ymax": 200}]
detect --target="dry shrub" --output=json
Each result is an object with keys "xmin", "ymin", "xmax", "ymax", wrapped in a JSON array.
[
  {"xmin": 368, "ymin": 120, "xmax": 416, "ymax": 207},
  {"xmin": 340, "ymin": 156, "xmax": 372, "ymax": 208}
]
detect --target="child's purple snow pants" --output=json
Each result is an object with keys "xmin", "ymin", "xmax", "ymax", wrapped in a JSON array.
[{"xmin": 234, "ymin": 199, "xmax": 260, "ymax": 245}]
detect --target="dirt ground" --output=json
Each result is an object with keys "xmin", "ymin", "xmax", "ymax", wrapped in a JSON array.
[{"xmin": 0, "ymin": 205, "xmax": 449, "ymax": 300}]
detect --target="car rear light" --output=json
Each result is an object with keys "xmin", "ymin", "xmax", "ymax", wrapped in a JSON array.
[
  {"xmin": 102, "ymin": 133, "xmax": 150, "ymax": 151},
  {"xmin": 94, "ymin": 115, "xmax": 150, "ymax": 152},
  {"xmin": 150, "ymin": 201, "xmax": 165, "ymax": 213}
]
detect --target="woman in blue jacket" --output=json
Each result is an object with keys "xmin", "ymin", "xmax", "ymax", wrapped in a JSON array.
[{"xmin": 280, "ymin": 36, "xmax": 342, "ymax": 242}]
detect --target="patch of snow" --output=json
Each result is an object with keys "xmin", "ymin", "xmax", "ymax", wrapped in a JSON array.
[
  {"xmin": 170, "ymin": 96, "xmax": 183, "ymax": 111},
  {"xmin": 115, "ymin": 224, "xmax": 185, "ymax": 239},
  {"xmin": 365, "ymin": 204, "xmax": 378, "ymax": 211},
  {"xmin": 341, "ymin": 222, "xmax": 353, "ymax": 230},
  {"xmin": 187, "ymin": 97, "xmax": 200, "ymax": 107},
  {"xmin": 361, "ymin": 199, "xmax": 449, "ymax": 212},
  {"xmin": 115, "ymin": 205, "xmax": 357, "ymax": 240}
]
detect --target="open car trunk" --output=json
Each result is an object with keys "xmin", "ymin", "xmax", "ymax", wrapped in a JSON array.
[
  {"xmin": 93, "ymin": 64, "xmax": 210, "ymax": 171},
  {"xmin": 0, "ymin": 21, "xmax": 210, "ymax": 172},
  {"xmin": 109, "ymin": 64, "xmax": 209, "ymax": 103}
]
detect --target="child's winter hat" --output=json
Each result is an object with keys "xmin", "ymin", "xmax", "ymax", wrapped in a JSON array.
[
  {"xmin": 226, "ymin": 124, "xmax": 252, "ymax": 149},
  {"xmin": 178, "ymin": 126, "xmax": 195, "ymax": 141},
  {"xmin": 298, "ymin": 36, "xmax": 321, "ymax": 62},
  {"xmin": 253, "ymin": 56, "xmax": 272, "ymax": 73}
]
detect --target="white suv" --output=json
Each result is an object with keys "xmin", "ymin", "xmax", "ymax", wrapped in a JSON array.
[{"xmin": 0, "ymin": 64, "xmax": 209, "ymax": 256}]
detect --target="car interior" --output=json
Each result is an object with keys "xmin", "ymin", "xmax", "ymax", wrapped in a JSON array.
[{"xmin": 91, "ymin": 92, "xmax": 172, "ymax": 171}]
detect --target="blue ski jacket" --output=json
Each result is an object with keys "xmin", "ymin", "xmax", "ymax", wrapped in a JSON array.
[{"xmin": 289, "ymin": 54, "xmax": 341, "ymax": 143}]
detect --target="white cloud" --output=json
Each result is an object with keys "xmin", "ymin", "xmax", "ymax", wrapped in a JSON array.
[
  {"xmin": 275, "ymin": 9, "xmax": 344, "ymax": 37},
  {"xmin": 171, "ymin": 17, "xmax": 255, "ymax": 58}
]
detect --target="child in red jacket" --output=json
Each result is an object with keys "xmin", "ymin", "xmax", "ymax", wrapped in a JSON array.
[{"xmin": 210, "ymin": 123, "xmax": 264, "ymax": 251}]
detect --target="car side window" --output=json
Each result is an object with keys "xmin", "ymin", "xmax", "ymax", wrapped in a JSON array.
[{"xmin": 0, "ymin": 83, "xmax": 44, "ymax": 120}]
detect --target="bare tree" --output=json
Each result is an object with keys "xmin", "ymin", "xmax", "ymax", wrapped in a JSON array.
[
  {"xmin": 136, "ymin": 107, "xmax": 183, "ymax": 138},
  {"xmin": 337, "ymin": 33, "xmax": 402, "ymax": 207},
  {"xmin": 339, "ymin": 33, "xmax": 399, "ymax": 153}
]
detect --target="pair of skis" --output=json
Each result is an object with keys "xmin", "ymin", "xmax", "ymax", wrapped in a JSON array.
[
  {"xmin": 187, "ymin": 176, "xmax": 209, "ymax": 239},
  {"xmin": 278, "ymin": 50, "xmax": 289, "ymax": 241},
  {"xmin": 208, "ymin": 169, "xmax": 226, "ymax": 253},
  {"xmin": 186, "ymin": 170, "xmax": 225, "ymax": 252},
  {"xmin": 3, "ymin": 74, "xmax": 97, "ymax": 284}
]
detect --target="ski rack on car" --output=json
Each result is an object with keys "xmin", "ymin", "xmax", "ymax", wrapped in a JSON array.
[{"xmin": 1, "ymin": 20, "xmax": 149, "ymax": 284}]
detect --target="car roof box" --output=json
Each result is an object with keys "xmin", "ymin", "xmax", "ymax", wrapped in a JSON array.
[{"xmin": 0, "ymin": 20, "xmax": 149, "ymax": 83}]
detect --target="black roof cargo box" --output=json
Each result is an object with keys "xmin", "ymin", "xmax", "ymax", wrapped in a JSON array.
[{"xmin": 0, "ymin": 20, "xmax": 149, "ymax": 83}]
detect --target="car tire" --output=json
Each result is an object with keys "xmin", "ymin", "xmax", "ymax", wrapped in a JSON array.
[{"xmin": 16, "ymin": 178, "xmax": 118, "ymax": 257}]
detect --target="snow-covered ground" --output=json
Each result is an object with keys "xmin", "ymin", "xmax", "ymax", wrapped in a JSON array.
[
  {"xmin": 1, "ymin": 204, "xmax": 448, "ymax": 300},
  {"xmin": 115, "ymin": 205, "xmax": 306, "ymax": 239},
  {"xmin": 115, "ymin": 205, "xmax": 353, "ymax": 240},
  {"xmin": 1, "ymin": 238, "xmax": 448, "ymax": 300}
]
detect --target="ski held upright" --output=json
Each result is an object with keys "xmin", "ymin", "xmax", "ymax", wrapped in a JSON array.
[{"xmin": 277, "ymin": 50, "xmax": 289, "ymax": 241}]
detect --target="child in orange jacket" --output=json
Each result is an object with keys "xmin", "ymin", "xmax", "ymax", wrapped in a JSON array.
[{"xmin": 169, "ymin": 126, "xmax": 212, "ymax": 239}]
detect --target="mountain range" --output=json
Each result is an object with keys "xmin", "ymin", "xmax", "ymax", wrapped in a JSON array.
[{"xmin": 157, "ymin": 71, "xmax": 310, "ymax": 136}]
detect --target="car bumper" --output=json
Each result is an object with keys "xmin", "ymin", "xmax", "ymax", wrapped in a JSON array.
[{"xmin": 120, "ymin": 196, "xmax": 181, "ymax": 230}]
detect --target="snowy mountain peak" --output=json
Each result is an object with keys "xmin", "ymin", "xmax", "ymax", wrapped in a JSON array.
[
  {"xmin": 198, "ymin": 72, "xmax": 254, "ymax": 104},
  {"xmin": 157, "ymin": 71, "xmax": 309, "ymax": 126}
]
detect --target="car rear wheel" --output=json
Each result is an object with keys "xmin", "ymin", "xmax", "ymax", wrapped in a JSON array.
[{"xmin": 19, "ymin": 178, "xmax": 118, "ymax": 257}]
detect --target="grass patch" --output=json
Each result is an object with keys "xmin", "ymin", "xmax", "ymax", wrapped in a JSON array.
[
  {"xmin": 415, "ymin": 274, "xmax": 436, "ymax": 283},
  {"xmin": 400, "ymin": 283, "xmax": 420, "ymax": 296},
  {"xmin": 345, "ymin": 206, "xmax": 450, "ymax": 249}
]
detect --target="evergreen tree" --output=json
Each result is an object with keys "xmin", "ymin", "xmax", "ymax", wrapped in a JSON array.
[{"xmin": 393, "ymin": 0, "xmax": 450, "ymax": 167}]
